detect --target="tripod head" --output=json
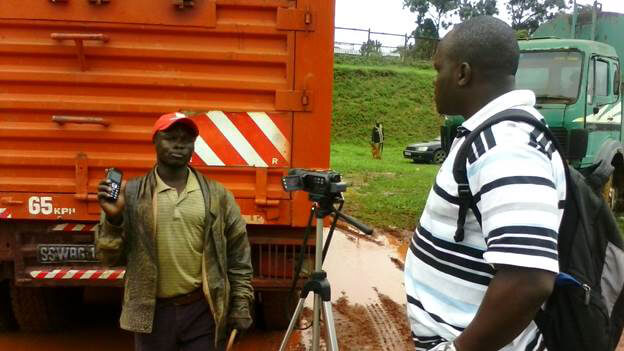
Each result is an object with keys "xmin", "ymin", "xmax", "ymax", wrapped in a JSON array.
[{"xmin": 282, "ymin": 168, "xmax": 372, "ymax": 234}]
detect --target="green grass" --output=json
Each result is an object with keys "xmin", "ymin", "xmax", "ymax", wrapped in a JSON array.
[
  {"xmin": 330, "ymin": 57, "xmax": 441, "ymax": 230},
  {"xmin": 332, "ymin": 63, "xmax": 440, "ymax": 148},
  {"xmin": 330, "ymin": 143, "xmax": 439, "ymax": 231},
  {"xmin": 333, "ymin": 53, "xmax": 433, "ymax": 70}
]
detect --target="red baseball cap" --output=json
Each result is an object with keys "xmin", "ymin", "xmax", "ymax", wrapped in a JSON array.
[{"xmin": 151, "ymin": 112, "xmax": 199, "ymax": 140}]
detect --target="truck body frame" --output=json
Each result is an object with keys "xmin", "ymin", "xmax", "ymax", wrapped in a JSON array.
[{"xmin": 0, "ymin": 0, "xmax": 335, "ymax": 329}]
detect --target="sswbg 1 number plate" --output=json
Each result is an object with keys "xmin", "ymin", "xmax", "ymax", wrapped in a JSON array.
[{"xmin": 38, "ymin": 244, "xmax": 97, "ymax": 263}]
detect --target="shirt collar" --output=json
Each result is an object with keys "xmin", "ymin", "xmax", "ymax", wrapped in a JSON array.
[
  {"xmin": 185, "ymin": 170, "xmax": 200, "ymax": 193},
  {"xmin": 155, "ymin": 168, "xmax": 199, "ymax": 193},
  {"xmin": 461, "ymin": 90, "xmax": 536, "ymax": 132}
]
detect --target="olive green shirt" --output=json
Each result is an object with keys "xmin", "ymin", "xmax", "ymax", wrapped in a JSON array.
[
  {"xmin": 154, "ymin": 169, "xmax": 206, "ymax": 298},
  {"xmin": 96, "ymin": 166, "xmax": 253, "ymax": 343}
]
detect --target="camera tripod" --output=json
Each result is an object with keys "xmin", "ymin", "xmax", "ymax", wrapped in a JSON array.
[{"xmin": 279, "ymin": 196, "xmax": 372, "ymax": 351}]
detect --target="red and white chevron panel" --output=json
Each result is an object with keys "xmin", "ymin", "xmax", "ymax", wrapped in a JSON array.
[
  {"xmin": 0, "ymin": 208, "xmax": 12, "ymax": 219},
  {"xmin": 29, "ymin": 269, "xmax": 125, "ymax": 280},
  {"xmin": 50, "ymin": 223, "xmax": 96, "ymax": 233},
  {"xmin": 190, "ymin": 111, "xmax": 291, "ymax": 168}
]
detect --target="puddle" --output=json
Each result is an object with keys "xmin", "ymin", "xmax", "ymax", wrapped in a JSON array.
[
  {"xmin": 324, "ymin": 229, "xmax": 405, "ymax": 304},
  {"xmin": 1, "ymin": 227, "xmax": 623, "ymax": 351}
]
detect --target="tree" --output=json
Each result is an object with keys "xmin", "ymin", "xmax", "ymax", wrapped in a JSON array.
[
  {"xmin": 414, "ymin": 18, "xmax": 440, "ymax": 39},
  {"xmin": 360, "ymin": 39, "xmax": 383, "ymax": 57},
  {"xmin": 403, "ymin": 0, "xmax": 459, "ymax": 33},
  {"xmin": 506, "ymin": 0, "xmax": 567, "ymax": 33},
  {"xmin": 457, "ymin": 0, "xmax": 499, "ymax": 21},
  {"xmin": 397, "ymin": 19, "xmax": 440, "ymax": 62}
]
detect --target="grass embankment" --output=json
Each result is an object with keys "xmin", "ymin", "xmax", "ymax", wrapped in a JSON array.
[
  {"xmin": 331, "ymin": 59, "xmax": 440, "ymax": 231},
  {"xmin": 332, "ymin": 62, "xmax": 439, "ymax": 147}
]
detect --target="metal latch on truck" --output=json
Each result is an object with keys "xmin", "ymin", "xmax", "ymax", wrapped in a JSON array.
[
  {"xmin": 276, "ymin": 8, "xmax": 315, "ymax": 32},
  {"xmin": 51, "ymin": 33, "xmax": 109, "ymax": 71}
]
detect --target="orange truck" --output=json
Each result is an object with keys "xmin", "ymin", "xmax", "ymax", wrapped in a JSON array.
[{"xmin": 0, "ymin": 0, "xmax": 334, "ymax": 331}]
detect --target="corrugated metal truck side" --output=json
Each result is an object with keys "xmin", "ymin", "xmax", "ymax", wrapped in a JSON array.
[{"xmin": 0, "ymin": 0, "xmax": 335, "ymax": 330}]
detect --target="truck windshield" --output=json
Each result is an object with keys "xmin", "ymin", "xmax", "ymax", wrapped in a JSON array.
[{"xmin": 516, "ymin": 51, "xmax": 583, "ymax": 104}]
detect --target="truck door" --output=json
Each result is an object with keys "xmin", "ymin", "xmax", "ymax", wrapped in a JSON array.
[
  {"xmin": 585, "ymin": 56, "xmax": 620, "ymax": 160},
  {"xmin": 0, "ymin": 0, "xmax": 332, "ymax": 227}
]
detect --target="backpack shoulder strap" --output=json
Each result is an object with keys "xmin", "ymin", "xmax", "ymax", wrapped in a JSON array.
[{"xmin": 452, "ymin": 108, "xmax": 568, "ymax": 242}]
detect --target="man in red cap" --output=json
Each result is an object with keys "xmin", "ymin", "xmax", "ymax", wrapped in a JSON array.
[{"xmin": 95, "ymin": 112, "xmax": 253, "ymax": 351}]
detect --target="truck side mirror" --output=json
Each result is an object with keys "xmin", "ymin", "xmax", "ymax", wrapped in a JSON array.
[
  {"xmin": 615, "ymin": 66, "xmax": 621, "ymax": 96},
  {"xmin": 588, "ymin": 58, "xmax": 596, "ymax": 105},
  {"xmin": 568, "ymin": 129, "xmax": 588, "ymax": 161}
]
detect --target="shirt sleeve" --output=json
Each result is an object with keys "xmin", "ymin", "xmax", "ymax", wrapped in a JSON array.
[
  {"xmin": 94, "ymin": 212, "xmax": 127, "ymax": 266},
  {"xmin": 468, "ymin": 140, "xmax": 561, "ymax": 273}
]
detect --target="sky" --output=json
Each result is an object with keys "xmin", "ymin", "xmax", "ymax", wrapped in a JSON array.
[{"xmin": 334, "ymin": 0, "xmax": 624, "ymax": 53}]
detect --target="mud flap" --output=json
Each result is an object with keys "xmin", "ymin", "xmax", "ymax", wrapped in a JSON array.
[
  {"xmin": 0, "ymin": 280, "xmax": 16, "ymax": 331},
  {"xmin": 257, "ymin": 290, "xmax": 297, "ymax": 330},
  {"xmin": 10, "ymin": 284, "xmax": 83, "ymax": 332}
]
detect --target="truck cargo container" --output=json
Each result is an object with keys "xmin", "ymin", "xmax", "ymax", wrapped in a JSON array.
[{"xmin": 0, "ymin": 0, "xmax": 334, "ymax": 331}]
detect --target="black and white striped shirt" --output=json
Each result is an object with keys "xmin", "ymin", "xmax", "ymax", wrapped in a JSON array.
[{"xmin": 404, "ymin": 90, "xmax": 566, "ymax": 351}]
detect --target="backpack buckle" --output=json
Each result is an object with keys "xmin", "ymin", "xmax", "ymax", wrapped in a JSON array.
[{"xmin": 458, "ymin": 183, "xmax": 471, "ymax": 201}]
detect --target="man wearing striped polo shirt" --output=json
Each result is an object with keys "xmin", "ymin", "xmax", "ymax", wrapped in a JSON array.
[{"xmin": 404, "ymin": 17, "xmax": 566, "ymax": 351}]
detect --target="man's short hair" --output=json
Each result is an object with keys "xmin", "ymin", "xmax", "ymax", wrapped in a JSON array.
[{"xmin": 444, "ymin": 16, "xmax": 519, "ymax": 78}]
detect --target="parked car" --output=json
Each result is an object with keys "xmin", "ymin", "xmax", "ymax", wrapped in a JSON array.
[{"xmin": 403, "ymin": 137, "xmax": 447, "ymax": 164}]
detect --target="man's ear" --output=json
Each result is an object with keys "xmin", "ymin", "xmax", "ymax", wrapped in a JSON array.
[{"xmin": 457, "ymin": 62, "xmax": 472, "ymax": 87}]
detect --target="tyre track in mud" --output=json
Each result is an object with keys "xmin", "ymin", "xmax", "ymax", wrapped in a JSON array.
[
  {"xmin": 366, "ymin": 302, "xmax": 403, "ymax": 350},
  {"xmin": 330, "ymin": 293, "xmax": 413, "ymax": 351}
]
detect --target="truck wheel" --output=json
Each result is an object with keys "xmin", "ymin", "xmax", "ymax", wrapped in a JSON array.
[
  {"xmin": 10, "ymin": 285, "xmax": 81, "ymax": 332},
  {"xmin": 603, "ymin": 173, "xmax": 623, "ymax": 212},
  {"xmin": 0, "ymin": 280, "xmax": 16, "ymax": 331},
  {"xmin": 258, "ymin": 290, "xmax": 297, "ymax": 330}
]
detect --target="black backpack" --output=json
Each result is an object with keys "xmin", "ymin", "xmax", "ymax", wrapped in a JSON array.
[{"xmin": 453, "ymin": 109, "xmax": 624, "ymax": 351}]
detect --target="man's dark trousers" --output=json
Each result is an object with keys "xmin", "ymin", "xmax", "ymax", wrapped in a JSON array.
[{"xmin": 134, "ymin": 297, "xmax": 223, "ymax": 351}]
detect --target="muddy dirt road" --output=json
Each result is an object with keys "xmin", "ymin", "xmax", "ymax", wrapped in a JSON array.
[
  {"xmin": 0, "ymin": 229, "xmax": 622, "ymax": 351},
  {"xmin": 0, "ymin": 229, "xmax": 411, "ymax": 351}
]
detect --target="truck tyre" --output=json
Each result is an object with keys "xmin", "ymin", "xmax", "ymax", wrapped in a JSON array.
[
  {"xmin": 603, "ymin": 171, "xmax": 624, "ymax": 213},
  {"xmin": 258, "ymin": 290, "xmax": 297, "ymax": 330},
  {"xmin": 0, "ymin": 280, "xmax": 16, "ymax": 331},
  {"xmin": 10, "ymin": 285, "xmax": 81, "ymax": 332}
]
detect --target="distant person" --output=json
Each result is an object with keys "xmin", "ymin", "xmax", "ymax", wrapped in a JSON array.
[
  {"xmin": 404, "ymin": 17, "xmax": 566, "ymax": 351},
  {"xmin": 378, "ymin": 122, "xmax": 385, "ymax": 157},
  {"xmin": 371, "ymin": 121, "xmax": 384, "ymax": 159},
  {"xmin": 95, "ymin": 113, "xmax": 254, "ymax": 351}
]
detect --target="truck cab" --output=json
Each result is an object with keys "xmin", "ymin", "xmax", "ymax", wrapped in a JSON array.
[{"xmin": 516, "ymin": 38, "xmax": 621, "ymax": 170}]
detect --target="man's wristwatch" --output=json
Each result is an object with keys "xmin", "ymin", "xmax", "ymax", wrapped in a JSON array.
[{"xmin": 430, "ymin": 341, "xmax": 457, "ymax": 351}]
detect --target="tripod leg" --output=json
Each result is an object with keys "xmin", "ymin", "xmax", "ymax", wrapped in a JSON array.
[
  {"xmin": 312, "ymin": 294, "xmax": 322, "ymax": 351},
  {"xmin": 279, "ymin": 297, "xmax": 306, "ymax": 351},
  {"xmin": 322, "ymin": 301, "xmax": 339, "ymax": 351}
]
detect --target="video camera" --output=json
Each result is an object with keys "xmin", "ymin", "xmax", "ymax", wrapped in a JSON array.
[{"xmin": 282, "ymin": 169, "xmax": 347, "ymax": 200}]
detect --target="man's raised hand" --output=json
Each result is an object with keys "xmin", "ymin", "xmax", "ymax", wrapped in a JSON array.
[{"xmin": 97, "ymin": 178, "xmax": 126, "ymax": 225}]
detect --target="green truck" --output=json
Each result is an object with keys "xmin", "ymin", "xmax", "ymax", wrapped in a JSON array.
[{"xmin": 442, "ymin": 2, "xmax": 624, "ymax": 209}]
